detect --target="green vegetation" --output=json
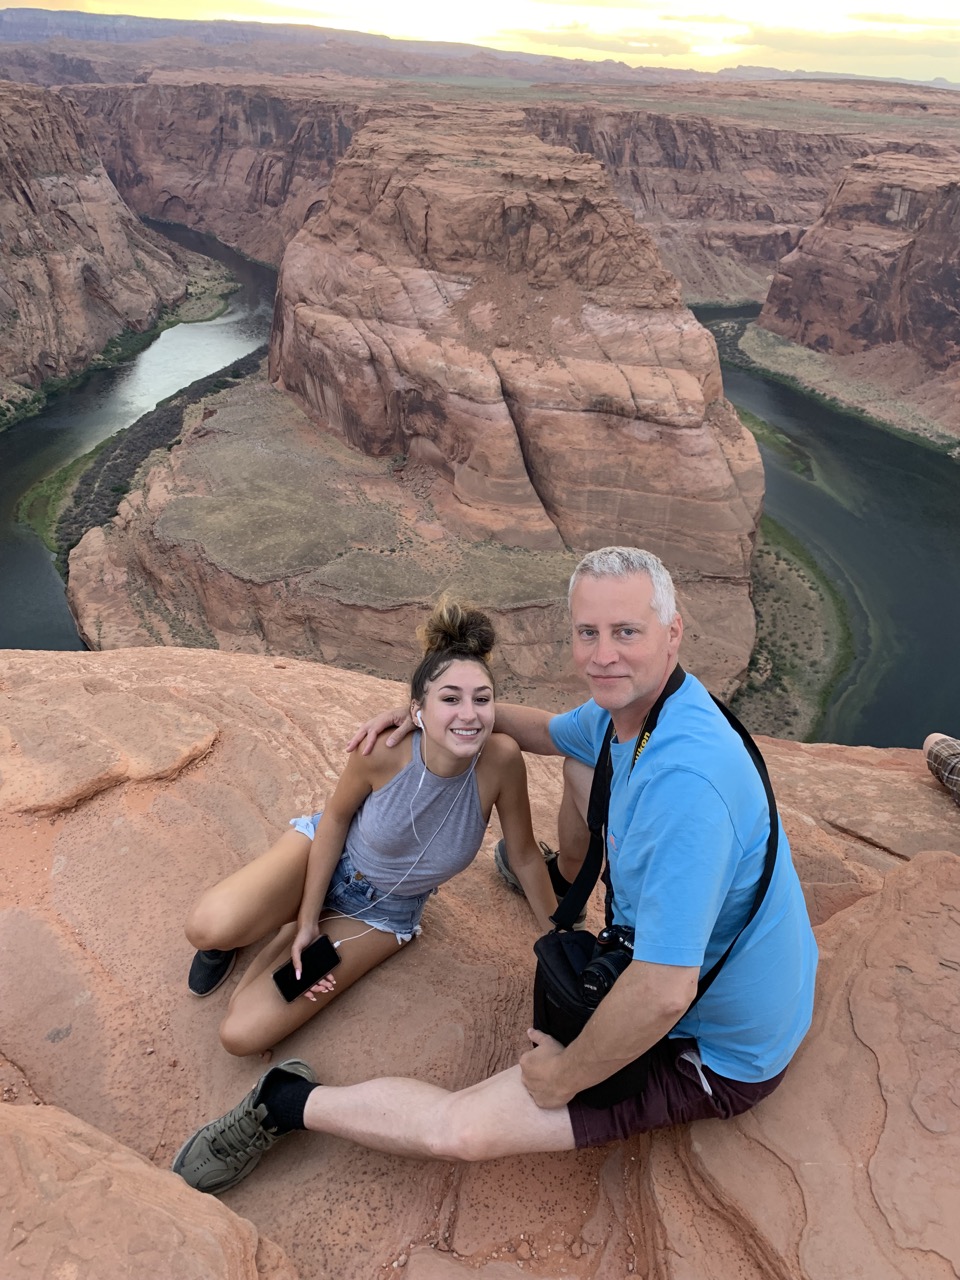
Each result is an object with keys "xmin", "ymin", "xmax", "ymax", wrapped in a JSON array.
[
  {"xmin": 703, "ymin": 312, "xmax": 955, "ymax": 454},
  {"xmin": 16, "ymin": 437, "xmax": 111, "ymax": 550},
  {"xmin": 734, "ymin": 404, "xmax": 812, "ymax": 478}
]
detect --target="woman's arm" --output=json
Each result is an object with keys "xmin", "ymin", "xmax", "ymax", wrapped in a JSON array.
[
  {"xmin": 489, "ymin": 737, "xmax": 559, "ymax": 935},
  {"xmin": 291, "ymin": 748, "xmax": 375, "ymax": 976}
]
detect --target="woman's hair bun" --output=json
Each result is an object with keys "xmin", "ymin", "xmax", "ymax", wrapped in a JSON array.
[{"xmin": 419, "ymin": 595, "xmax": 495, "ymax": 662}]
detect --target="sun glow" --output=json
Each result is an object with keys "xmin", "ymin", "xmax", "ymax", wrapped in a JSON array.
[{"xmin": 19, "ymin": 0, "xmax": 960, "ymax": 80}]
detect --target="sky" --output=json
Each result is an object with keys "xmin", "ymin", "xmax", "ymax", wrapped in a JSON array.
[{"xmin": 22, "ymin": 0, "xmax": 960, "ymax": 83}]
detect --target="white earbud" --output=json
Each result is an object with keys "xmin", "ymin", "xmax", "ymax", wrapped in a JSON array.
[{"xmin": 414, "ymin": 708, "xmax": 424, "ymax": 729}]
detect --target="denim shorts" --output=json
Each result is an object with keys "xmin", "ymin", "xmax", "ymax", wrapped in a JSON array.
[{"xmin": 290, "ymin": 812, "xmax": 431, "ymax": 944}]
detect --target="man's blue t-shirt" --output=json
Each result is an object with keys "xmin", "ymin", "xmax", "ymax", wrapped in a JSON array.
[{"xmin": 549, "ymin": 672, "xmax": 817, "ymax": 1083}]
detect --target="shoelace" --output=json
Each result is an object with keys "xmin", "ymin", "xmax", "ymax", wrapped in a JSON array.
[{"xmin": 207, "ymin": 1102, "xmax": 277, "ymax": 1164}]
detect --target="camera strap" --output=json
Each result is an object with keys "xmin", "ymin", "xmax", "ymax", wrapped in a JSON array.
[
  {"xmin": 549, "ymin": 663, "xmax": 685, "ymax": 931},
  {"xmin": 547, "ymin": 666, "xmax": 780, "ymax": 1011}
]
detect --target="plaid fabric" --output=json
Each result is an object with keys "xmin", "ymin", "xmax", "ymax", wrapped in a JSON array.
[{"xmin": 927, "ymin": 736, "xmax": 960, "ymax": 807}]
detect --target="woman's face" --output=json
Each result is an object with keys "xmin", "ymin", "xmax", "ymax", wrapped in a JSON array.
[{"xmin": 416, "ymin": 658, "xmax": 495, "ymax": 763}]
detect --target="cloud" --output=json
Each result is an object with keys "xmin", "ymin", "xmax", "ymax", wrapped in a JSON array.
[
  {"xmin": 850, "ymin": 10, "xmax": 960, "ymax": 25},
  {"xmin": 739, "ymin": 23, "xmax": 960, "ymax": 58},
  {"xmin": 504, "ymin": 24, "xmax": 691, "ymax": 56}
]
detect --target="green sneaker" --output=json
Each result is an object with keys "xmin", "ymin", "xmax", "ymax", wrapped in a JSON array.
[
  {"xmin": 172, "ymin": 1058, "xmax": 317, "ymax": 1194},
  {"xmin": 494, "ymin": 839, "xmax": 587, "ymax": 926}
]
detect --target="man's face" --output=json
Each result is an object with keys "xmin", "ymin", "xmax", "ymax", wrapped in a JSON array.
[{"xmin": 570, "ymin": 572, "xmax": 683, "ymax": 733}]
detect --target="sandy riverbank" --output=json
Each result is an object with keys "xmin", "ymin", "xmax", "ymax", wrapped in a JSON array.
[
  {"xmin": 738, "ymin": 323, "xmax": 960, "ymax": 451},
  {"xmin": 730, "ymin": 512, "xmax": 851, "ymax": 741}
]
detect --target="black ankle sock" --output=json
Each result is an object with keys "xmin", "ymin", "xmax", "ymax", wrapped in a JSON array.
[
  {"xmin": 259, "ymin": 1069, "xmax": 319, "ymax": 1133},
  {"xmin": 548, "ymin": 858, "xmax": 573, "ymax": 898}
]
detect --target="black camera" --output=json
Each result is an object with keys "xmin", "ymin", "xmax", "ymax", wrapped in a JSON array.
[{"xmin": 579, "ymin": 924, "xmax": 635, "ymax": 1008}]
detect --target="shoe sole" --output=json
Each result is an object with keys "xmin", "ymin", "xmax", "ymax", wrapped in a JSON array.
[
  {"xmin": 188, "ymin": 949, "xmax": 238, "ymax": 998},
  {"xmin": 171, "ymin": 1058, "xmax": 318, "ymax": 1193}
]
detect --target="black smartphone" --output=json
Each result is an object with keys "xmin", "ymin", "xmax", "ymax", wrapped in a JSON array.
[{"xmin": 272, "ymin": 934, "xmax": 341, "ymax": 1003}]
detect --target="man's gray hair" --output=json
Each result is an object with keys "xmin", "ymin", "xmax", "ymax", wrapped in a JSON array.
[{"xmin": 568, "ymin": 547, "xmax": 677, "ymax": 624}]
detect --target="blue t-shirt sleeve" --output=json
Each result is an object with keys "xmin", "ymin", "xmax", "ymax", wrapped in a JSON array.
[
  {"xmin": 614, "ymin": 768, "xmax": 743, "ymax": 968},
  {"xmin": 548, "ymin": 701, "xmax": 608, "ymax": 766}
]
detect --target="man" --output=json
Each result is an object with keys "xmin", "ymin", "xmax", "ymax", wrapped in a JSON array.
[{"xmin": 173, "ymin": 547, "xmax": 817, "ymax": 1192}]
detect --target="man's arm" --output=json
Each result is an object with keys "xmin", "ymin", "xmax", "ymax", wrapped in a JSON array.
[
  {"xmin": 520, "ymin": 959, "xmax": 699, "ymax": 1108},
  {"xmin": 492, "ymin": 703, "xmax": 560, "ymax": 757}
]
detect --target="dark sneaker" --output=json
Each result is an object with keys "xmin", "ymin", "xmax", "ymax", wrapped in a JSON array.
[
  {"xmin": 494, "ymin": 839, "xmax": 587, "ymax": 926},
  {"xmin": 187, "ymin": 948, "xmax": 237, "ymax": 997},
  {"xmin": 172, "ymin": 1058, "xmax": 318, "ymax": 1195}
]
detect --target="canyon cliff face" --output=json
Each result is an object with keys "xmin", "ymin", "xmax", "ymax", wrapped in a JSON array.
[
  {"xmin": 0, "ymin": 82, "xmax": 189, "ymax": 406},
  {"xmin": 66, "ymin": 102, "xmax": 762, "ymax": 696},
  {"xmin": 66, "ymin": 81, "xmax": 365, "ymax": 267},
  {"xmin": 755, "ymin": 149, "xmax": 960, "ymax": 436},
  {"xmin": 760, "ymin": 150, "xmax": 960, "ymax": 364},
  {"xmin": 270, "ymin": 103, "xmax": 762, "ymax": 573},
  {"xmin": 3, "ymin": 646, "xmax": 959, "ymax": 1279},
  {"xmin": 524, "ymin": 106, "xmax": 871, "ymax": 302}
]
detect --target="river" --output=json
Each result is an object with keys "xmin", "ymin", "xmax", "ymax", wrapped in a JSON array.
[
  {"xmin": 1, "ymin": 261, "xmax": 956, "ymax": 748},
  {"xmin": 0, "ymin": 224, "xmax": 276, "ymax": 651},
  {"xmin": 718, "ymin": 363, "xmax": 960, "ymax": 750}
]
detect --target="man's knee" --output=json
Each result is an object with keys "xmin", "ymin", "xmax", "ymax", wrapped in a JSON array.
[{"xmin": 426, "ymin": 1093, "xmax": 503, "ymax": 1162}]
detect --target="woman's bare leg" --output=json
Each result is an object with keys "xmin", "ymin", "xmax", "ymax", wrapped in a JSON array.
[
  {"xmin": 218, "ymin": 911, "xmax": 412, "ymax": 1057},
  {"xmin": 185, "ymin": 829, "xmax": 313, "ymax": 952}
]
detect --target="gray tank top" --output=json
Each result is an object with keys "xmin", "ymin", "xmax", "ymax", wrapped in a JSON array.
[{"xmin": 344, "ymin": 732, "xmax": 487, "ymax": 898}]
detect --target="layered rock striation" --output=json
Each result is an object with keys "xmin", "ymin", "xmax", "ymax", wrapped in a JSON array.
[
  {"xmin": 0, "ymin": 82, "xmax": 189, "ymax": 407},
  {"xmin": 2, "ymin": 646, "xmax": 959, "ymax": 1279},
  {"xmin": 760, "ymin": 150, "xmax": 960, "ymax": 365},
  {"xmin": 66, "ymin": 81, "xmax": 365, "ymax": 267},
  {"xmin": 269, "ymin": 104, "xmax": 762, "ymax": 574}
]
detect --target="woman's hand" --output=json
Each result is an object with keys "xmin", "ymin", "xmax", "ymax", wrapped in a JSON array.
[
  {"xmin": 302, "ymin": 971, "xmax": 337, "ymax": 1002},
  {"xmin": 346, "ymin": 706, "xmax": 414, "ymax": 756},
  {"xmin": 290, "ymin": 922, "xmax": 321, "ymax": 982}
]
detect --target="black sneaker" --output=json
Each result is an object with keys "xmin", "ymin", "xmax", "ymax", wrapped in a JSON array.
[
  {"xmin": 187, "ymin": 948, "xmax": 237, "ymax": 997},
  {"xmin": 494, "ymin": 839, "xmax": 587, "ymax": 926},
  {"xmin": 172, "ymin": 1058, "xmax": 318, "ymax": 1195}
]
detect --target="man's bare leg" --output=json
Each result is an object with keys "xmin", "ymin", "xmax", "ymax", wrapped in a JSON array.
[
  {"xmin": 303, "ymin": 1064, "xmax": 575, "ymax": 1161},
  {"xmin": 556, "ymin": 757, "xmax": 593, "ymax": 884}
]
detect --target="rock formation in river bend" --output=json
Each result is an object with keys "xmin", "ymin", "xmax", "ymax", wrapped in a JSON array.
[
  {"xmin": 66, "ymin": 102, "xmax": 762, "ymax": 696},
  {"xmin": 3, "ymin": 645, "xmax": 959, "ymax": 1279},
  {"xmin": 270, "ymin": 103, "xmax": 762, "ymax": 573},
  {"xmin": 0, "ymin": 82, "xmax": 189, "ymax": 410}
]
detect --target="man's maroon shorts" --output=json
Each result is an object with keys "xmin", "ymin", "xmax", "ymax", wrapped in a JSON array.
[{"xmin": 568, "ymin": 1035, "xmax": 787, "ymax": 1149}]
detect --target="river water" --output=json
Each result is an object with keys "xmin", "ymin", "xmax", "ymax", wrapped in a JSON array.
[
  {"xmin": 1, "ymin": 256, "xmax": 955, "ymax": 747},
  {"xmin": 0, "ymin": 224, "xmax": 276, "ymax": 651},
  {"xmin": 720, "ymin": 364, "xmax": 960, "ymax": 748}
]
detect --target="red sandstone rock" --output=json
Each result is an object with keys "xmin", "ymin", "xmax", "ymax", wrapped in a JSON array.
[
  {"xmin": 0, "ymin": 82, "xmax": 189, "ymax": 401},
  {"xmin": 2, "ymin": 647, "xmax": 958, "ymax": 1278},
  {"xmin": 64, "ymin": 370, "xmax": 752, "ymax": 703},
  {"xmin": 65, "ymin": 81, "xmax": 365, "ymax": 268},
  {"xmin": 760, "ymin": 151, "xmax": 960, "ymax": 370},
  {"xmin": 269, "ymin": 104, "xmax": 762, "ymax": 580},
  {"xmin": 0, "ymin": 1103, "xmax": 297, "ymax": 1278}
]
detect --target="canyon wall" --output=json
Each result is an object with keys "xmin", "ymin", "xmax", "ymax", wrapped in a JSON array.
[
  {"xmin": 0, "ymin": 82, "xmax": 189, "ymax": 406},
  {"xmin": 753, "ymin": 149, "xmax": 960, "ymax": 437},
  {"xmin": 65, "ymin": 82, "xmax": 365, "ymax": 267},
  {"xmin": 3, "ymin": 646, "xmax": 959, "ymax": 1279},
  {"xmin": 524, "ymin": 107, "xmax": 875, "ymax": 302},
  {"xmin": 760, "ymin": 150, "xmax": 960, "ymax": 365}
]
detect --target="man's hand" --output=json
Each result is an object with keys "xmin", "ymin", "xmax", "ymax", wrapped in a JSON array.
[
  {"xmin": 520, "ymin": 1028, "xmax": 576, "ymax": 1109},
  {"xmin": 345, "ymin": 707, "xmax": 412, "ymax": 756}
]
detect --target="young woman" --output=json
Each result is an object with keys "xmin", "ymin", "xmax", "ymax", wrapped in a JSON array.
[{"xmin": 184, "ymin": 599, "xmax": 558, "ymax": 1057}]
